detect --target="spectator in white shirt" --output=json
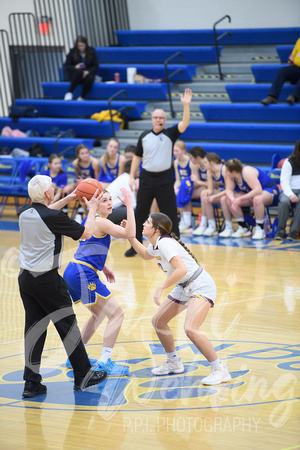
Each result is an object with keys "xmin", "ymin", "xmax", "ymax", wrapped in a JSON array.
[{"xmin": 275, "ymin": 141, "xmax": 300, "ymax": 241}]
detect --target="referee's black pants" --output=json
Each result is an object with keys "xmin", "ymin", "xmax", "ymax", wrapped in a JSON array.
[
  {"xmin": 135, "ymin": 168, "xmax": 179, "ymax": 243},
  {"xmin": 18, "ymin": 269, "xmax": 91, "ymax": 385}
]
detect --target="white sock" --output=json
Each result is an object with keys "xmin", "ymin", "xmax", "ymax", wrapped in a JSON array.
[
  {"xmin": 167, "ymin": 351, "xmax": 180, "ymax": 362},
  {"xmin": 225, "ymin": 220, "xmax": 233, "ymax": 229},
  {"xmin": 208, "ymin": 219, "xmax": 216, "ymax": 230},
  {"xmin": 100, "ymin": 347, "xmax": 113, "ymax": 364},
  {"xmin": 210, "ymin": 358, "xmax": 221, "ymax": 369},
  {"xmin": 200, "ymin": 216, "xmax": 208, "ymax": 227},
  {"xmin": 182, "ymin": 211, "xmax": 192, "ymax": 228}
]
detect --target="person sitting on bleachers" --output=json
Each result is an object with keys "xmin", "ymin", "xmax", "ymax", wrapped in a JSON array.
[
  {"xmin": 63, "ymin": 35, "xmax": 98, "ymax": 101},
  {"xmin": 188, "ymin": 146, "xmax": 209, "ymax": 234},
  {"xmin": 275, "ymin": 140, "xmax": 300, "ymax": 241},
  {"xmin": 194, "ymin": 153, "xmax": 233, "ymax": 237},
  {"xmin": 261, "ymin": 38, "xmax": 300, "ymax": 106},
  {"xmin": 41, "ymin": 154, "xmax": 67, "ymax": 203},
  {"xmin": 225, "ymin": 158, "xmax": 280, "ymax": 240},
  {"xmin": 98, "ymin": 138, "xmax": 126, "ymax": 189}
]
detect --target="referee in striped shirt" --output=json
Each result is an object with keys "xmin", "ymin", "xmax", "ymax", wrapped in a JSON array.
[
  {"xmin": 18, "ymin": 175, "xmax": 107, "ymax": 397},
  {"xmin": 125, "ymin": 88, "xmax": 193, "ymax": 257}
]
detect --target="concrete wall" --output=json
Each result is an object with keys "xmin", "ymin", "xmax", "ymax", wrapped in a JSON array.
[
  {"xmin": 0, "ymin": 0, "xmax": 299, "ymax": 33},
  {"xmin": 126, "ymin": 0, "xmax": 300, "ymax": 30}
]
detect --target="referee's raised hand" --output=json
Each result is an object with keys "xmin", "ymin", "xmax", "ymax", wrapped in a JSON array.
[{"xmin": 180, "ymin": 88, "xmax": 193, "ymax": 105}]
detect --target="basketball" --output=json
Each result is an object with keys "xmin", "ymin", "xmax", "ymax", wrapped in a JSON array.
[{"xmin": 75, "ymin": 178, "xmax": 103, "ymax": 202}]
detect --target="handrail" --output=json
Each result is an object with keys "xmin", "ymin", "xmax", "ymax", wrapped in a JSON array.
[
  {"xmin": 164, "ymin": 52, "xmax": 184, "ymax": 118},
  {"xmin": 108, "ymin": 89, "xmax": 131, "ymax": 137},
  {"xmin": 213, "ymin": 15, "xmax": 232, "ymax": 80},
  {"xmin": 54, "ymin": 129, "xmax": 76, "ymax": 156}
]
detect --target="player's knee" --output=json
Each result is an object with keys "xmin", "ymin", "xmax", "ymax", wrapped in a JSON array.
[
  {"xmin": 184, "ymin": 326, "xmax": 198, "ymax": 341},
  {"xmin": 114, "ymin": 307, "xmax": 124, "ymax": 323},
  {"xmin": 151, "ymin": 313, "xmax": 161, "ymax": 330}
]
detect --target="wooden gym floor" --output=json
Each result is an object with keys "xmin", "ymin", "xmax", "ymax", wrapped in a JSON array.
[{"xmin": 0, "ymin": 226, "xmax": 299, "ymax": 450}]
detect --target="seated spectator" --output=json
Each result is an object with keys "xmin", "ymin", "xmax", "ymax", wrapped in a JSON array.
[
  {"xmin": 41, "ymin": 154, "xmax": 67, "ymax": 203},
  {"xmin": 98, "ymin": 138, "xmax": 126, "ymax": 189},
  {"xmin": 64, "ymin": 35, "xmax": 98, "ymax": 101},
  {"xmin": 225, "ymin": 158, "xmax": 280, "ymax": 240},
  {"xmin": 173, "ymin": 140, "xmax": 196, "ymax": 233},
  {"xmin": 261, "ymin": 38, "xmax": 300, "ymax": 106},
  {"xmin": 106, "ymin": 160, "xmax": 137, "ymax": 224},
  {"xmin": 275, "ymin": 141, "xmax": 300, "ymax": 241},
  {"xmin": 194, "ymin": 153, "xmax": 232, "ymax": 237}
]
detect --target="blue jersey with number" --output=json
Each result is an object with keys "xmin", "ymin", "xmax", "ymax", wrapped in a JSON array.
[
  {"xmin": 73, "ymin": 217, "xmax": 111, "ymax": 271},
  {"xmin": 178, "ymin": 160, "xmax": 191, "ymax": 180},
  {"xmin": 98, "ymin": 154, "xmax": 120, "ymax": 183},
  {"xmin": 78, "ymin": 160, "xmax": 95, "ymax": 179},
  {"xmin": 198, "ymin": 167, "xmax": 207, "ymax": 182}
]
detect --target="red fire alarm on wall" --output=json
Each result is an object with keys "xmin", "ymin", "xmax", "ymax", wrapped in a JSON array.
[{"xmin": 39, "ymin": 16, "xmax": 52, "ymax": 34}]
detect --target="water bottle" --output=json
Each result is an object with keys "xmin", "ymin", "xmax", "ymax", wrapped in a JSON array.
[
  {"xmin": 264, "ymin": 214, "xmax": 271, "ymax": 235},
  {"xmin": 198, "ymin": 211, "xmax": 202, "ymax": 226}
]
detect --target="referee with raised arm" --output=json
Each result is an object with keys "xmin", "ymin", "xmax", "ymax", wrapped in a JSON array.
[
  {"xmin": 124, "ymin": 88, "xmax": 193, "ymax": 257},
  {"xmin": 18, "ymin": 175, "xmax": 107, "ymax": 398}
]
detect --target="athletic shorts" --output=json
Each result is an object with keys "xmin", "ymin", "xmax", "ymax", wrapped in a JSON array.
[
  {"xmin": 63, "ymin": 261, "xmax": 111, "ymax": 305},
  {"xmin": 264, "ymin": 185, "xmax": 280, "ymax": 203},
  {"xmin": 168, "ymin": 269, "xmax": 216, "ymax": 306}
]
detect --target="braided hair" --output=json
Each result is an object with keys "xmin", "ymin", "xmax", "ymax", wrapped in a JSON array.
[{"xmin": 150, "ymin": 213, "xmax": 199, "ymax": 264}]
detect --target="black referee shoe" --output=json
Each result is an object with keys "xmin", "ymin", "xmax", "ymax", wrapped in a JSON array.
[
  {"xmin": 22, "ymin": 382, "xmax": 47, "ymax": 398},
  {"xmin": 124, "ymin": 247, "xmax": 137, "ymax": 257},
  {"xmin": 74, "ymin": 369, "xmax": 107, "ymax": 391}
]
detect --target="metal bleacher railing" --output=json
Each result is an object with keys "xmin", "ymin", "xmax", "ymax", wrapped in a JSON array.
[{"xmin": 213, "ymin": 15, "xmax": 232, "ymax": 80}]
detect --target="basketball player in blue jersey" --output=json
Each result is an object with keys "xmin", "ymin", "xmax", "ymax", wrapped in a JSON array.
[
  {"xmin": 196, "ymin": 153, "xmax": 234, "ymax": 237},
  {"xmin": 41, "ymin": 154, "xmax": 67, "ymax": 203},
  {"xmin": 63, "ymin": 188, "xmax": 135, "ymax": 375},
  {"xmin": 173, "ymin": 140, "xmax": 195, "ymax": 233},
  {"xmin": 225, "ymin": 158, "xmax": 280, "ymax": 240},
  {"xmin": 98, "ymin": 138, "xmax": 126, "ymax": 188},
  {"xmin": 64, "ymin": 144, "xmax": 101, "ymax": 195}
]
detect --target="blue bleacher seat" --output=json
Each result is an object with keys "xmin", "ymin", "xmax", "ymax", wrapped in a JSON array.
[
  {"xmin": 276, "ymin": 45, "xmax": 293, "ymax": 63},
  {"xmin": 14, "ymin": 99, "xmax": 147, "ymax": 120},
  {"xmin": 42, "ymin": 82, "xmax": 171, "ymax": 100},
  {"xmin": 0, "ymin": 117, "xmax": 120, "ymax": 139},
  {"xmin": 94, "ymin": 46, "xmax": 221, "ymax": 64},
  {"xmin": 251, "ymin": 64, "xmax": 288, "ymax": 82},
  {"xmin": 0, "ymin": 137, "xmax": 94, "ymax": 156},
  {"xmin": 226, "ymin": 84, "xmax": 293, "ymax": 102},
  {"xmin": 200, "ymin": 103, "xmax": 300, "ymax": 122},
  {"xmin": 185, "ymin": 142, "xmax": 293, "ymax": 164},
  {"xmin": 116, "ymin": 28, "xmax": 300, "ymax": 46},
  {"xmin": 97, "ymin": 64, "xmax": 197, "ymax": 82},
  {"xmin": 180, "ymin": 122, "xmax": 300, "ymax": 143}
]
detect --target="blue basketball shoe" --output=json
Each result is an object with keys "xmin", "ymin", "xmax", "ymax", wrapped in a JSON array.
[
  {"xmin": 96, "ymin": 358, "xmax": 129, "ymax": 376},
  {"xmin": 66, "ymin": 355, "xmax": 98, "ymax": 369}
]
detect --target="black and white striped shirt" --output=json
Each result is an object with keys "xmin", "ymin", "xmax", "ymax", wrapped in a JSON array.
[{"xmin": 19, "ymin": 203, "xmax": 84, "ymax": 274}]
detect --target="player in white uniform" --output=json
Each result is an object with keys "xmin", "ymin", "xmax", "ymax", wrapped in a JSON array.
[{"xmin": 127, "ymin": 212, "xmax": 231, "ymax": 385}]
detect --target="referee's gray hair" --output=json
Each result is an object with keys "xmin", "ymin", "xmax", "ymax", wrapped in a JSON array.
[{"xmin": 28, "ymin": 175, "xmax": 53, "ymax": 202}]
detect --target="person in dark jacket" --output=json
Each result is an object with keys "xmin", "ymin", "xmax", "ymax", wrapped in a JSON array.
[{"xmin": 64, "ymin": 35, "xmax": 98, "ymax": 101}]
